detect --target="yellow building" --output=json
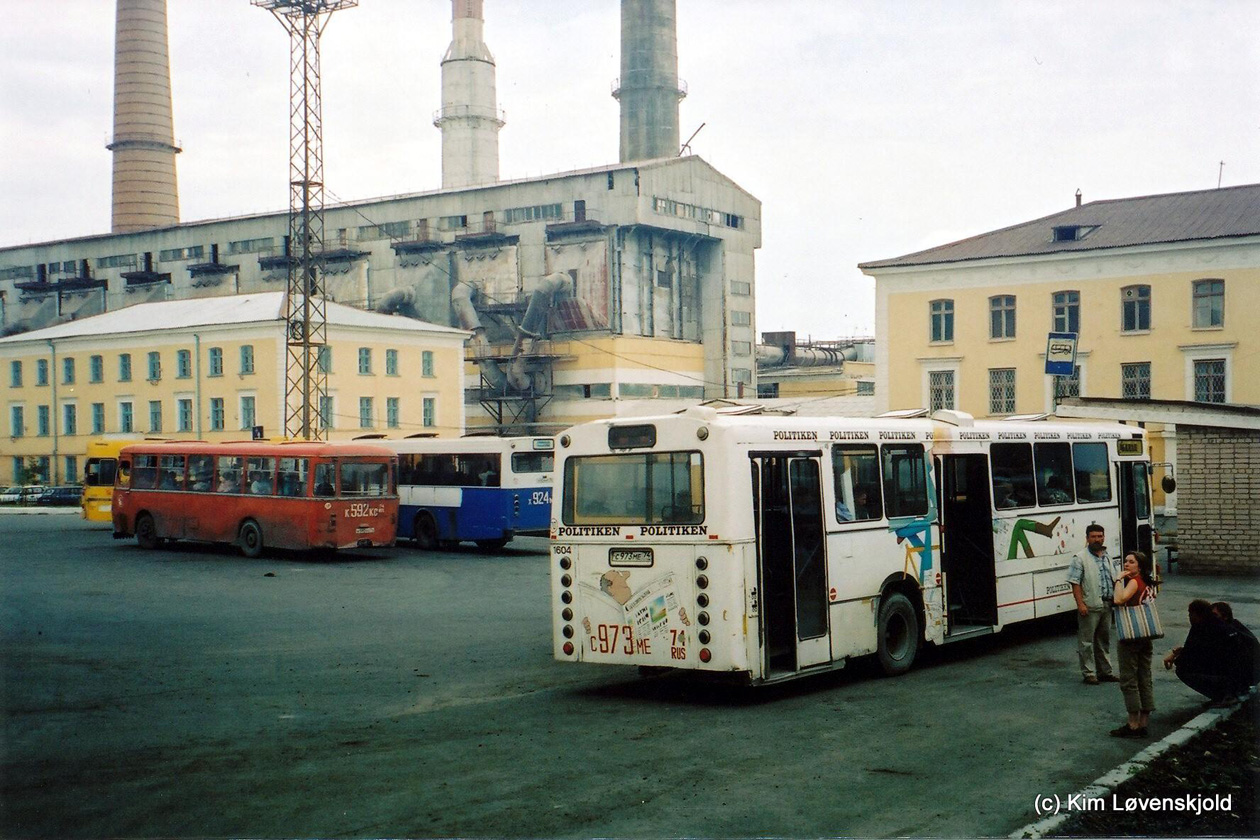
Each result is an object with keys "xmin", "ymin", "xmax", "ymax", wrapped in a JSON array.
[
  {"xmin": 0, "ymin": 292, "xmax": 467, "ymax": 485},
  {"xmin": 860, "ymin": 183, "xmax": 1260, "ymax": 513}
]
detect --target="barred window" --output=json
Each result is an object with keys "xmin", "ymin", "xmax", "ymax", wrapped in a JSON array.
[
  {"xmin": 929, "ymin": 370, "xmax": 955, "ymax": 412},
  {"xmin": 989, "ymin": 368, "xmax": 1016, "ymax": 415},
  {"xmin": 1121, "ymin": 363, "xmax": 1150, "ymax": 400},
  {"xmin": 1053, "ymin": 365, "xmax": 1080, "ymax": 406},
  {"xmin": 1193, "ymin": 359, "xmax": 1226, "ymax": 403}
]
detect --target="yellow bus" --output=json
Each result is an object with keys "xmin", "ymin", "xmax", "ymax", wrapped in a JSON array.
[{"xmin": 82, "ymin": 436, "xmax": 142, "ymax": 521}]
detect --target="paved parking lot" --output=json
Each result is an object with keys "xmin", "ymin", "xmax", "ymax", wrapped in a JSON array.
[{"xmin": 2, "ymin": 512, "xmax": 1257, "ymax": 838}]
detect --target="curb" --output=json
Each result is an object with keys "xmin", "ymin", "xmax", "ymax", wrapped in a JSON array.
[{"xmin": 1010, "ymin": 689, "xmax": 1255, "ymax": 838}]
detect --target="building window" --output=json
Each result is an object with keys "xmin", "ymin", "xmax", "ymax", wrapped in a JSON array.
[
  {"xmin": 731, "ymin": 340, "xmax": 752, "ymax": 357},
  {"xmin": 730, "ymin": 281, "xmax": 752, "ymax": 296},
  {"xmin": 358, "ymin": 348, "xmax": 372, "ymax": 375},
  {"xmin": 1121, "ymin": 363, "xmax": 1150, "ymax": 400},
  {"xmin": 422, "ymin": 397, "xmax": 435, "ymax": 428},
  {"xmin": 732, "ymin": 368, "xmax": 753, "ymax": 385},
  {"xmin": 62, "ymin": 357, "xmax": 75, "ymax": 385},
  {"xmin": 37, "ymin": 405, "xmax": 50, "ymax": 436},
  {"xmin": 1053, "ymin": 365, "xmax": 1080, "ymax": 406},
  {"xmin": 177, "ymin": 349, "xmax": 192, "ymax": 379},
  {"xmin": 10, "ymin": 406, "xmax": 23, "ymax": 438},
  {"xmin": 210, "ymin": 398, "xmax": 225, "ymax": 431},
  {"xmin": 90, "ymin": 355, "xmax": 103, "ymax": 383},
  {"xmin": 385, "ymin": 349, "xmax": 399, "ymax": 376},
  {"xmin": 36, "ymin": 359, "xmax": 48, "ymax": 386},
  {"xmin": 1121, "ymin": 285, "xmax": 1151, "ymax": 332},
  {"xmin": 731, "ymin": 311, "xmax": 752, "ymax": 327},
  {"xmin": 178, "ymin": 399, "xmax": 193, "ymax": 432},
  {"xmin": 857, "ymin": 381, "xmax": 875, "ymax": 395},
  {"xmin": 1192, "ymin": 279, "xmax": 1224, "ymax": 329},
  {"xmin": 149, "ymin": 400, "xmax": 163, "ymax": 433},
  {"xmin": 386, "ymin": 397, "xmax": 400, "ymax": 428},
  {"xmin": 147, "ymin": 351, "xmax": 161, "ymax": 381},
  {"xmin": 1052, "ymin": 290, "xmax": 1079, "ymax": 334},
  {"xmin": 930, "ymin": 300, "xmax": 954, "ymax": 343},
  {"xmin": 989, "ymin": 295, "xmax": 1016, "ymax": 339},
  {"xmin": 929, "ymin": 370, "xmax": 955, "ymax": 411},
  {"xmin": 359, "ymin": 397, "xmax": 374, "ymax": 428},
  {"xmin": 208, "ymin": 347, "xmax": 223, "ymax": 377},
  {"xmin": 92, "ymin": 403, "xmax": 105, "ymax": 434},
  {"xmin": 119, "ymin": 401, "xmax": 133, "ymax": 433},
  {"xmin": 317, "ymin": 346, "xmax": 332, "ymax": 374},
  {"xmin": 422, "ymin": 350, "xmax": 434, "ymax": 377},
  {"xmin": 240, "ymin": 396, "xmax": 256, "ymax": 431},
  {"xmin": 989, "ymin": 368, "xmax": 1016, "ymax": 415},
  {"xmin": 1193, "ymin": 359, "xmax": 1226, "ymax": 403},
  {"xmin": 319, "ymin": 396, "xmax": 334, "ymax": 431},
  {"xmin": 9, "ymin": 360, "xmax": 20, "ymax": 388},
  {"xmin": 65, "ymin": 456, "xmax": 77, "ymax": 485},
  {"xmin": 119, "ymin": 354, "xmax": 132, "ymax": 382},
  {"xmin": 240, "ymin": 345, "xmax": 255, "ymax": 375}
]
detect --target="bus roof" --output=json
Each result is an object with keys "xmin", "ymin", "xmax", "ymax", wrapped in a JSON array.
[
  {"xmin": 374, "ymin": 436, "xmax": 555, "ymax": 456},
  {"xmin": 117, "ymin": 440, "xmax": 396, "ymax": 458}
]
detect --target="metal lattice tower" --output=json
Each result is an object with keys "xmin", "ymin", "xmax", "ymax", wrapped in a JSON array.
[{"xmin": 253, "ymin": 0, "xmax": 356, "ymax": 440}]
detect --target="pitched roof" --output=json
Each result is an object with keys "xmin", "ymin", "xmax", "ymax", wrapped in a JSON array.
[
  {"xmin": 0, "ymin": 292, "xmax": 467, "ymax": 344},
  {"xmin": 860, "ymin": 183, "xmax": 1260, "ymax": 270}
]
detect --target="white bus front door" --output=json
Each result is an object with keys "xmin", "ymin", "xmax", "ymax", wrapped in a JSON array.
[{"xmin": 751, "ymin": 454, "xmax": 831, "ymax": 676}]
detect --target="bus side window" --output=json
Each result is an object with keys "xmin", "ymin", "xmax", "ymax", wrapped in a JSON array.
[
  {"xmin": 880, "ymin": 444, "xmax": 928, "ymax": 518},
  {"xmin": 116, "ymin": 460, "xmax": 131, "ymax": 488},
  {"xmin": 991, "ymin": 443, "xmax": 1035, "ymax": 509},
  {"xmin": 314, "ymin": 463, "xmax": 336, "ymax": 497}
]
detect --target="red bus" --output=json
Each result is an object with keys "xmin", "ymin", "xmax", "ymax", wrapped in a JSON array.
[{"xmin": 112, "ymin": 440, "xmax": 398, "ymax": 556}]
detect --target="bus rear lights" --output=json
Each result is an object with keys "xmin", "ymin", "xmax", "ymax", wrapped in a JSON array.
[
  {"xmin": 697, "ymin": 593, "xmax": 709, "ymax": 608},
  {"xmin": 695, "ymin": 556, "xmax": 708, "ymax": 570},
  {"xmin": 562, "ymin": 625, "xmax": 575, "ymax": 639},
  {"xmin": 695, "ymin": 574, "xmax": 709, "ymax": 589},
  {"xmin": 698, "ymin": 630, "xmax": 711, "ymax": 645},
  {"xmin": 561, "ymin": 608, "xmax": 573, "ymax": 622},
  {"xmin": 559, "ymin": 556, "xmax": 572, "ymax": 570},
  {"xmin": 699, "ymin": 648, "xmax": 712, "ymax": 663},
  {"xmin": 697, "ymin": 611, "xmax": 710, "ymax": 626},
  {"xmin": 560, "ymin": 574, "xmax": 572, "ymax": 588},
  {"xmin": 562, "ymin": 641, "xmax": 574, "ymax": 656},
  {"xmin": 561, "ymin": 590, "xmax": 573, "ymax": 604}
]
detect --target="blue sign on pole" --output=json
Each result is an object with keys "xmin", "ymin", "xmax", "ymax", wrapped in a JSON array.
[{"xmin": 1045, "ymin": 332, "xmax": 1078, "ymax": 376}]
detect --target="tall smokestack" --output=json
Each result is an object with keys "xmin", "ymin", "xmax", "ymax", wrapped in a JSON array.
[
  {"xmin": 615, "ymin": 0, "xmax": 685, "ymax": 163},
  {"xmin": 108, "ymin": 0, "xmax": 181, "ymax": 233},
  {"xmin": 436, "ymin": 0, "xmax": 503, "ymax": 189}
]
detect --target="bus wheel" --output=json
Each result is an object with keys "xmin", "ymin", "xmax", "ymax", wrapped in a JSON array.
[
  {"xmin": 475, "ymin": 538, "xmax": 509, "ymax": 552},
  {"xmin": 135, "ymin": 513, "xmax": 161, "ymax": 550},
  {"xmin": 414, "ymin": 513, "xmax": 439, "ymax": 550},
  {"xmin": 877, "ymin": 592, "xmax": 920, "ymax": 676},
  {"xmin": 238, "ymin": 520, "xmax": 264, "ymax": 559}
]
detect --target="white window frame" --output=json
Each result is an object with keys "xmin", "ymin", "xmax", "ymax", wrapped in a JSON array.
[
  {"xmin": 918, "ymin": 357, "xmax": 961, "ymax": 414},
  {"xmin": 1180, "ymin": 343, "xmax": 1235, "ymax": 404}
]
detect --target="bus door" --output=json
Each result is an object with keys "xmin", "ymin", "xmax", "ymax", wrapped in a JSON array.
[
  {"xmin": 938, "ymin": 455, "xmax": 998, "ymax": 631},
  {"xmin": 1117, "ymin": 462, "xmax": 1153, "ymax": 560},
  {"xmin": 750, "ymin": 452, "xmax": 830, "ymax": 675}
]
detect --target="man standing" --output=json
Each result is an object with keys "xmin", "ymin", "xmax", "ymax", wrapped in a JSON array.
[{"xmin": 1067, "ymin": 523, "xmax": 1119, "ymax": 684}]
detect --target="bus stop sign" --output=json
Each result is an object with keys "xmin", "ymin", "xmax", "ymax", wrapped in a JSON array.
[{"xmin": 1045, "ymin": 332, "xmax": 1078, "ymax": 376}]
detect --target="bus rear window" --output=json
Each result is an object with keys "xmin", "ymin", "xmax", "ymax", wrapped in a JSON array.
[
  {"xmin": 511, "ymin": 452, "xmax": 554, "ymax": 474},
  {"xmin": 85, "ymin": 458, "xmax": 117, "ymax": 487},
  {"xmin": 563, "ymin": 451, "xmax": 703, "ymax": 525},
  {"xmin": 340, "ymin": 461, "xmax": 391, "ymax": 497}
]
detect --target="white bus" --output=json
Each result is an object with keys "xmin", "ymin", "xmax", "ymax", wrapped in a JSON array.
[
  {"xmin": 550, "ymin": 406, "xmax": 1157, "ymax": 684},
  {"xmin": 376, "ymin": 435, "xmax": 554, "ymax": 550}
]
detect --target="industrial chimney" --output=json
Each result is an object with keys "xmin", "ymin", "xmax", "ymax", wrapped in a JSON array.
[
  {"xmin": 108, "ymin": 0, "xmax": 181, "ymax": 233},
  {"xmin": 436, "ymin": 0, "xmax": 503, "ymax": 189},
  {"xmin": 615, "ymin": 0, "xmax": 686, "ymax": 162}
]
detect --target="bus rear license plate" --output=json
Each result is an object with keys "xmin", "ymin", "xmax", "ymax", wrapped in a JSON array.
[
  {"xmin": 609, "ymin": 547, "xmax": 653, "ymax": 567},
  {"xmin": 356, "ymin": 525, "xmax": 376, "ymax": 535}
]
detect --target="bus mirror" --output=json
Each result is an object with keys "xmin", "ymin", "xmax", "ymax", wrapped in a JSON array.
[{"xmin": 1161, "ymin": 475, "xmax": 1176, "ymax": 494}]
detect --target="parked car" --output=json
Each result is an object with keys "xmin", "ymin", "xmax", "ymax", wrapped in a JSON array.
[
  {"xmin": 36, "ymin": 486, "xmax": 83, "ymax": 507},
  {"xmin": 0, "ymin": 486, "xmax": 21, "ymax": 505},
  {"xmin": 0, "ymin": 485, "xmax": 48, "ymax": 505}
]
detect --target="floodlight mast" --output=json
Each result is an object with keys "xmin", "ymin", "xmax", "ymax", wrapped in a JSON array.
[{"xmin": 253, "ymin": 0, "xmax": 357, "ymax": 440}]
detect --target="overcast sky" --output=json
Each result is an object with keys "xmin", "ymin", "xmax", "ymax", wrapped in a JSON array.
[{"xmin": 2, "ymin": 0, "xmax": 1258, "ymax": 338}]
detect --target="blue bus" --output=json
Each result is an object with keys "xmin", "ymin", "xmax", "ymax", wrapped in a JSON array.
[{"xmin": 379, "ymin": 435, "xmax": 555, "ymax": 550}]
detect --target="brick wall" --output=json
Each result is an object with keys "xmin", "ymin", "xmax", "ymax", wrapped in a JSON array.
[{"xmin": 1176, "ymin": 425, "xmax": 1260, "ymax": 576}]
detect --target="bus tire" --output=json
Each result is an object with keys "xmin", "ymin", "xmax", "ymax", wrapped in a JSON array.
[
  {"xmin": 238, "ymin": 520, "xmax": 264, "ymax": 559},
  {"xmin": 475, "ymin": 538, "xmax": 509, "ymax": 552},
  {"xmin": 135, "ymin": 513, "xmax": 160, "ymax": 550},
  {"xmin": 414, "ymin": 513, "xmax": 439, "ymax": 551},
  {"xmin": 876, "ymin": 592, "xmax": 920, "ymax": 676}
]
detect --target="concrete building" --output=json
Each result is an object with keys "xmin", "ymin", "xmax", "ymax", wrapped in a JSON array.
[
  {"xmin": 0, "ymin": 292, "xmax": 467, "ymax": 486},
  {"xmin": 755, "ymin": 332, "xmax": 875, "ymax": 401},
  {"xmin": 860, "ymin": 183, "xmax": 1260, "ymax": 512},
  {"xmin": 437, "ymin": 0, "xmax": 504, "ymax": 189}
]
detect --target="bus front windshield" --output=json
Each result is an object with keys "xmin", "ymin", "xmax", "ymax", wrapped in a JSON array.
[{"xmin": 563, "ymin": 451, "xmax": 703, "ymax": 525}]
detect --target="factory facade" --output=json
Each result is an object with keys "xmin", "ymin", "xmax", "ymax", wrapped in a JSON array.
[{"xmin": 0, "ymin": 293, "xmax": 467, "ymax": 486}]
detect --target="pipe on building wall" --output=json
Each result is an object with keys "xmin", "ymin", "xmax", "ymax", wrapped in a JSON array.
[
  {"xmin": 451, "ymin": 281, "xmax": 507, "ymax": 393},
  {"xmin": 507, "ymin": 272, "xmax": 569, "ymax": 391}
]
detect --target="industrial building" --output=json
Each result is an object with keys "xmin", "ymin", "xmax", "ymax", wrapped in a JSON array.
[{"xmin": 0, "ymin": 0, "xmax": 762, "ymax": 437}]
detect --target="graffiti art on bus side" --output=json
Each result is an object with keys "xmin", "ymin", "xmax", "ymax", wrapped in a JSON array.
[{"xmin": 1002, "ymin": 515, "xmax": 1062, "ymax": 560}]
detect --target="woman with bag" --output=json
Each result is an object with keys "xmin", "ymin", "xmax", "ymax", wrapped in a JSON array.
[{"xmin": 1110, "ymin": 550, "xmax": 1159, "ymax": 737}]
